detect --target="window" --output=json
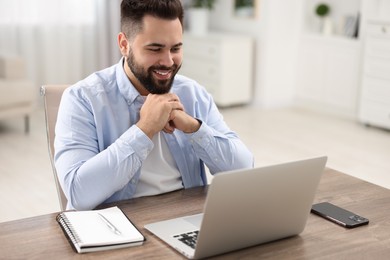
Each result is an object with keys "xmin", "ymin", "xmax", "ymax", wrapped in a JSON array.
[{"xmin": 0, "ymin": 0, "xmax": 94, "ymax": 25}]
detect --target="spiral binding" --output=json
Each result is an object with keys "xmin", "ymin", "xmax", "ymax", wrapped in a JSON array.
[{"xmin": 57, "ymin": 213, "xmax": 83, "ymax": 246}]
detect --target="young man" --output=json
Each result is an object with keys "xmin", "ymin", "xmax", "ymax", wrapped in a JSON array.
[{"xmin": 55, "ymin": 0, "xmax": 253, "ymax": 210}]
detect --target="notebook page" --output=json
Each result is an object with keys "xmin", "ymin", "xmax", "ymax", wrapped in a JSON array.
[{"xmin": 63, "ymin": 206, "xmax": 143, "ymax": 247}]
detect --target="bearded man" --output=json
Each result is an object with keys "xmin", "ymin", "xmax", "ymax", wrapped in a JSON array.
[{"xmin": 55, "ymin": 0, "xmax": 253, "ymax": 210}]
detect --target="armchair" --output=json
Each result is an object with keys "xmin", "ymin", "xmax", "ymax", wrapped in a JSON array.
[{"xmin": 0, "ymin": 55, "xmax": 35, "ymax": 133}]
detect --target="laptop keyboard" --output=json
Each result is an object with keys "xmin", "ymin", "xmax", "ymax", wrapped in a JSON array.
[{"xmin": 173, "ymin": 231, "xmax": 199, "ymax": 249}]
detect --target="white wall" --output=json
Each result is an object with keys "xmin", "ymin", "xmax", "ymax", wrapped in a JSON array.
[{"xmin": 209, "ymin": 0, "xmax": 304, "ymax": 108}]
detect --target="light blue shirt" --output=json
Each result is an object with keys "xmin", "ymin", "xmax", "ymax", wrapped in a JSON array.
[{"xmin": 55, "ymin": 58, "xmax": 254, "ymax": 210}]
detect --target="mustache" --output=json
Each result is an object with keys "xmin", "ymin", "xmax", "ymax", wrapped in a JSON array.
[{"xmin": 150, "ymin": 64, "xmax": 178, "ymax": 71}]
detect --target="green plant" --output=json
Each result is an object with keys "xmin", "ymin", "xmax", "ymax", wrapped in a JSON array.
[
  {"xmin": 192, "ymin": 0, "xmax": 216, "ymax": 10},
  {"xmin": 315, "ymin": 3, "xmax": 330, "ymax": 17},
  {"xmin": 235, "ymin": 0, "xmax": 253, "ymax": 8}
]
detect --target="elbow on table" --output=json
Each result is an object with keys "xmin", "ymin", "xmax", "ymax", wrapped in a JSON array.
[
  {"xmin": 231, "ymin": 145, "xmax": 254, "ymax": 168},
  {"xmin": 234, "ymin": 152, "xmax": 254, "ymax": 170},
  {"xmin": 214, "ymin": 151, "xmax": 254, "ymax": 174},
  {"xmin": 69, "ymin": 195, "xmax": 100, "ymax": 211},
  {"xmin": 66, "ymin": 185, "xmax": 102, "ymax": 211}
]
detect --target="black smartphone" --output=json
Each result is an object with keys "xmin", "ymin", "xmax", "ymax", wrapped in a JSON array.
[{"xmin": 311, "ymin": 202, "xmax": 369, "ymax": 228}]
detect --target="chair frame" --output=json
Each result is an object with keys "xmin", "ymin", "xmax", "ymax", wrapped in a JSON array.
[{"xmin": 41, "ymin": 85, "xmax": 70, "ymax": 211}]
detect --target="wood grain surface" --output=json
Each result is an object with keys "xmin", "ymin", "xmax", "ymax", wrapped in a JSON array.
[{"xmin": 1, "ymin": 168, "xmax": 389, "ymax": 259}]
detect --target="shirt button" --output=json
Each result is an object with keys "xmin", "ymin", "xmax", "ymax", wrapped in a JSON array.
[{"xmin": 131, "ymin": 179, "xmax": 137, "ymax": 184}]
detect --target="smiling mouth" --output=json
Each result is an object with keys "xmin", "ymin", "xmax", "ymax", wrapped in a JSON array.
[{"xmin": 153, "ymin": 69, "xmax": 171, "ymax": 79}]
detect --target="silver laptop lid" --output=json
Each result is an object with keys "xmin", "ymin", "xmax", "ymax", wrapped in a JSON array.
[{"xmin": 194, "ymin": 156, "xmax": 327, "ymax": 259}]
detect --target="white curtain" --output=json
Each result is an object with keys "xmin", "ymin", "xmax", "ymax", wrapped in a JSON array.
[{"xmin": 0, "ymin": 0, "xmax": 121, "ymax": 88}]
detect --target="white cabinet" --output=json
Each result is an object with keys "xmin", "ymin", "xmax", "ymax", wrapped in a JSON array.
[
  {"xmin": 180, "ymin": 32, "xmax": 254, "ymax": 107},
  {"xmin": 359, "ymin": 20, "xmax": 390, "ymax": 129},
  {"xmin": 295, "ymin": 34, "xmax": 361, "ymax": 118},
  {"xmin": 294, "ymin": 0, "xmax": 363, "ymax": 118}
]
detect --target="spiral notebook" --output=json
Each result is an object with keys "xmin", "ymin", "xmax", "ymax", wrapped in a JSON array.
[{"xmin": 57, "ymin": 206, "xmax": 145, "ymax": 253}]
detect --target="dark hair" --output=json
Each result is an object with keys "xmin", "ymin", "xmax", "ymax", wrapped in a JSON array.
[{"xmin": 120, "ymin": 0, "xmax": 184, "ymax": 39}]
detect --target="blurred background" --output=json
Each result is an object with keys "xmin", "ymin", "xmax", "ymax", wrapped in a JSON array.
[{"xmin": 0, "ymin": 0, "xmax": 389, "ymax": 222}]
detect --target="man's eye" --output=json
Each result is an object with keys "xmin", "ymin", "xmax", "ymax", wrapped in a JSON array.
[
  {"xmin": 148, "ymin": 48, "xmax": 161, "ymax": 52},
  {"xmin": 171, "ymin": 47, "xmax": 181, "ymax": 52}
]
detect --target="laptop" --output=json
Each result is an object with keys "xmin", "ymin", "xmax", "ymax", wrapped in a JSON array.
[{"xmin": 145, "ymin": 156, "xmax": 327, "ymax": 259}]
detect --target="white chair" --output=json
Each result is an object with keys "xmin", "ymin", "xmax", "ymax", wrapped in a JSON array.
[{"xmin": 41, "ymin": 84, "xmax": 70, "ymax": 211}]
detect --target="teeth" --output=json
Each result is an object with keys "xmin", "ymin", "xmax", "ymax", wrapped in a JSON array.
[{"xmin": 155, "ymin": 70, "xmax": 169, "ymax": 76}]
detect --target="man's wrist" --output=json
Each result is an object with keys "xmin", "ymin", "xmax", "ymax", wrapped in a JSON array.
[
  {"xmin": 136, "ymin": 122, "xmax": 155, "ymax": 139},
  {"xmin": 184, "ymin": 118, "xmax": 202, "ymax": 133}
]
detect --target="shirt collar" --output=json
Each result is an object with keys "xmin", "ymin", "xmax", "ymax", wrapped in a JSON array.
[{"xmin": 116, "ymin": 57, "xmax": 142, "ymax": 106}]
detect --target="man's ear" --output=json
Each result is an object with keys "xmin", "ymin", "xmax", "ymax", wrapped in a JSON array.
[{"xmin": 118, "ymin": 32, "xmax": 129, "ymax": 56}]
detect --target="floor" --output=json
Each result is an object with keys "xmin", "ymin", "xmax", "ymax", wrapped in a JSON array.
[{"xmin": 1, "ymin": 105, "xmax": 389, "ymax": 223}]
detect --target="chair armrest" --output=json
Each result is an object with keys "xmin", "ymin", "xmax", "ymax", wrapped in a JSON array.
[{"xmin": 0, "ymin": 80, "xmax": 36, "ymax": 107}]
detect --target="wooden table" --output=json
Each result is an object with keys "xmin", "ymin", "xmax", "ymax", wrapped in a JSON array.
[{"xmin": 1, "ymin": 168, "xmax": 390, "ymax": 259}]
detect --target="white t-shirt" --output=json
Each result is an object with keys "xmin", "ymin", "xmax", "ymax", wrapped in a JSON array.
[{"xmin": 133, "ymin": 132, "xmax": 183, "ymax": 198}]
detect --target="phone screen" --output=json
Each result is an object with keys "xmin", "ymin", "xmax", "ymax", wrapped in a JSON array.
[{"xmin": 311, "ymin": 202, "xmax": 369, "ymax": 228}]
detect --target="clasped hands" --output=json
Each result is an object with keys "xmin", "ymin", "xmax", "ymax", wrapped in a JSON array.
[{"xmin": 136, "ymin": 93, "xmax": 201, "ymax": 139}]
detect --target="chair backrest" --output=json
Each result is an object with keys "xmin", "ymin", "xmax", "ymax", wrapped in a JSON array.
[{"xmin": 41, "ymin": 84, "xmax": 70, "ymax": 211}]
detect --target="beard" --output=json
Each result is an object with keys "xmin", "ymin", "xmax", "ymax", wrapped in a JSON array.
[{"xmin": 126, "ymin": 50, "xmax": 181, "ymax": 94}]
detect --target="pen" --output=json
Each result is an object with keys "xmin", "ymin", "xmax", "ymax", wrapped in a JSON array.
[{"xmin": 98, "ymin": 213, "xmax": 122, "ymax": 235}]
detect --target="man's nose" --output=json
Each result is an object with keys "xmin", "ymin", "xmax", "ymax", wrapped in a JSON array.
[{"xmin": 158, "ymin": 51, "xmax": 174, "ymax": 67}]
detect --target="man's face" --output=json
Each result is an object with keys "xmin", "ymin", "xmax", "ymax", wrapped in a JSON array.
[{"xmin": 122, "ymin": 15, "xmax": 183, "ymax": 95}]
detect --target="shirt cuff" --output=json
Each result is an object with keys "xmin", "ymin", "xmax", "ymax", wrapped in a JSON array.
[
  {"xmin": 187, "ymin": 119, "xmax": 217, "ymax": 147},
  {"xmin": 118, "ymin": 125, "xmax": 154, "ymax": 160}
]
